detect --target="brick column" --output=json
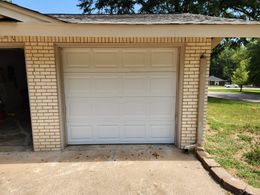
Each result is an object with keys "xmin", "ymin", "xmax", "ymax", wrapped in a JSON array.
[
  {"xmin": 180, "ymin": 38, "xmax": 211, "ymax": 148},
  {"xmin": 24, "ymin": 39, "xmax": 61, "ymax": 151}
]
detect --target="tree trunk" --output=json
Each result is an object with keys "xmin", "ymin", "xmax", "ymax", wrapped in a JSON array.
[
  {"xmin": 240, "ymin": 84, "xmax": 243, "ymax": 92},
  {"xmin": 183, "ymin": 0, "xmax": 192, "ymax": 12},
  {"xmin": 173, "ymin": 0, "xmax": 180, "ymax": 13}
]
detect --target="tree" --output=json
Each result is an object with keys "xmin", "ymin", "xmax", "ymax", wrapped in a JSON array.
[
  {"xmin": 231, "ymin": 60, "xmax": 249, "ymax": 92},
  {"xmin": 78, "ymin": 0, "xmax": 136, "ymax": 14},
  {"xmin": 210, "ymin": 45, "xmax": 249, "ymax": 81},
  {"xmin": 248, "ymin": 39, "xmax": 260, "ymax": 86},
  {"xmin": 210, "ymin": 47, "xmax": 236, "ymax": 80},
  {"xmin": 77, "ymin": 0, "xmax": 260, "ymax": 20}
]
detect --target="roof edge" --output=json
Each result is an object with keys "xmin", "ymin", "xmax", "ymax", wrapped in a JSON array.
[{"xmin": 48, "ymin": 13, "xmax": 260, "ymax": 25}]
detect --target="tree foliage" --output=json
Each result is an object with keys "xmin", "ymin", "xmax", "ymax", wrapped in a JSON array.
[
  {"xmin": 247, "ymin": 40, "xmax": 260, "ymax": 86},
  {"xmin": 231, "ymin": 60, "xmax": 249, "ymax": 92},
  {"xmin": 210, "ymin": 44, "xmax": 250, "ymax": 80},
  {"xmin": 210, "ymin": 39, "xmax": 260, "ymax": 86},
  {"xmin": 78, "ymin": 0, "xmax": 136, "ymax": 14},
  {"xmin": 78, "ymin": 0, "xmax": 260, "ymax": 20},
  {"xmin": 210, "ymin": 47, "xmax": 236, "ymax": 81}
]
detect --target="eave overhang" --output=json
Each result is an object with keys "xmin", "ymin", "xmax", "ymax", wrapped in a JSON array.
[{"xmin": 0, "ymin": 23, "xmax": 259, "ymax": 38}]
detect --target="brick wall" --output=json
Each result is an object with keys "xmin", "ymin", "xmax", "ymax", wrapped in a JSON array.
[
  {"xmin": 0, "ymin": 36, "xmax": 211, "ymax": 151},
  {"xmin": 25, "ymin": 41, "xmax": 60, "ymax": 151},
  {"xmin": 181, "ymin": 40, "xmax": 211, "ymax": 147}
]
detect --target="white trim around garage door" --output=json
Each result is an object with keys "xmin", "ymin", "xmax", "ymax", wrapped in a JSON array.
[{"xmin": 55, "ymin": 43, "xmax": 184, "ymax": 148}]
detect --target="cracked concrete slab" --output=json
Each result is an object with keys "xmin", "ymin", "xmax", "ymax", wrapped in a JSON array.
[{"xmin": 0, "ymin": 145, "xmax": 226, "ymax": 195}]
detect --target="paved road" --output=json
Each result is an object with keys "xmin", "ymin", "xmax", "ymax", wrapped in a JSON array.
[
  {"xmin": 208, "ymin": 92, "xmax": 260, "ymax": 103},
  {"xmin": 0, "ymin": 145, "xmax": 226, "ymax": 195},
  {"xmin": 209, "ymin": 87, "xmax": 260, "ymax": 90}
]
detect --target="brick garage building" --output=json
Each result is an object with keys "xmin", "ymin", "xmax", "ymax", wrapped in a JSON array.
[{"xmin": 0, "ymin": 1, "xmax": 259, "ymax": 151}]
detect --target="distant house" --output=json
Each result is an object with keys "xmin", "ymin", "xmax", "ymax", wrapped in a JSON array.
[{"xmin": 209, "ymin": 76, "xmax": 226, "ymax": 86}]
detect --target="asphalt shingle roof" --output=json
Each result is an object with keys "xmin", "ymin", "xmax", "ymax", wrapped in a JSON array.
[
  {"xmin": 48, "ymin": 13, "xmax": 260, "ymax": 25},
  {"xmin": 209, "ymin": 76, "xmax": 225, "ymax": 82}
]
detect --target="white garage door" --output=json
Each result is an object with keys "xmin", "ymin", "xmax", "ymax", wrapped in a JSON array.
[{"xmin": 62, "ymin": 48, "xmax": 178, "ymax": 144}]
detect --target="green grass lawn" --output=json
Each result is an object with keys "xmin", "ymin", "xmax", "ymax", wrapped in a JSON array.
[
  {"xmin": 208, "ymin": 86, "xmax": 260, "ymax": 94},
  {"xmin": 204, "ymin": 97, "xmax": 260, "ymax": 187}
]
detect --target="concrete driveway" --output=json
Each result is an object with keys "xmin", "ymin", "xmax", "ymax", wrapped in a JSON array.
[
  {"xmin": 208, "ymin": 92, "xmax": 260, "ymax": 103},
  {"xmin": 0, "ymin": 145, "xmax": 226, "ymax": 195}
]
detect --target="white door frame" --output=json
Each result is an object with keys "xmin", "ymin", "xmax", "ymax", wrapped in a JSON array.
[{"xmin": 55, "ymin": 42, "xmax": 185, "ymax": 148}]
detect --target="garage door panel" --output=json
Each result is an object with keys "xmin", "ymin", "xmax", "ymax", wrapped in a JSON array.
[
  {"xmin": 122, "ymin": 77, "xmax": 148, "ymax": 96},
  {"xmin": 62, "ymin": 48, "xmax": 177, "ymax": 72},
  {"xmin": 66, "ymin": 99, "xmax": 92, "ymax": 119},
  {"xmin": 124, "ymin": 125, "xmax": 146, "ymax": 138},
  {"xmin": 122, "ymin": 99, "xmax": 147, "ymax": 116},
  {"xmin": 97, "ymin": 125, "xmax": 121, "ymax": 139},
  {"xmin": 93, "ymin": 49, "xmax": 119, "ymax": 68},
  {"xmin": 93, "ymin": 76, "xmax": 121, "ymax": 96},
  {"xmin": 150, "ymin": 75, "xmax": 176, "ymax": 96},
  {"xmin": 94, "ymin": 100, "xmax": 121, "ymax": 116},
  {"xmin": 63, "ymin": 49, "xmax": 92, "ymax": 70},
  {"xmin": 151, "ymin": 125, "xmax": 174, "ymax": 139},
  {"xmin": 122, "ymin": 49, "xmax": 147, "ymax": 68},
  {"xmin": 66, "ymin": 52, "xmax": 90, "ymax": 67},
  {"xmin": 65, "ymin": 76, "xmax": 91, "ymax": 96},
  {"xmin": 150, "ymin": 97, "xmax": 175, "ymax": 116},
  {"xmin": 63, "ymin": 47, "xmax": 177, "ymax": 144},
  {"xmin": 69, "ymin": 124, "xmax": 93, "ymax": 140},
  {"xmin": 151, "ymin": 49, "xmax": 177, "ymax": 68}
]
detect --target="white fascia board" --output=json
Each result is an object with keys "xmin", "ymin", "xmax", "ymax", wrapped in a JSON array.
[{"xmin": 0, "ymin": 23, "xmax": 260, "ymax": 38}]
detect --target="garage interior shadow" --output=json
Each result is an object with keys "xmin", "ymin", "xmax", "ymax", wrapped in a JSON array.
[{"xmin": 0, "ymin": 48, "xmax": 32, "ymax": 152}]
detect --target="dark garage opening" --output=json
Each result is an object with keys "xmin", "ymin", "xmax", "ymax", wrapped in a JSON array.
[{"xmin": 0, "ymin": 48, "xmax": 32, "ymax": 151}]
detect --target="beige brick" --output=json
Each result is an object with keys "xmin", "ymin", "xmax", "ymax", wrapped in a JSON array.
[{"xmin": 0, "ymin": 35, "xmax": 211, "ymax": 151}]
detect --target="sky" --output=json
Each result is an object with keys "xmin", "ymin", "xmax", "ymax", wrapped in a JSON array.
[{"xmin": 12, "ymin": 0, "xmax": 82, "ymax": 14}]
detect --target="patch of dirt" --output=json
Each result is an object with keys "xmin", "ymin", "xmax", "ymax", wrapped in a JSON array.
[
  {"xmin": 233, "ymin": 131, "xmax": 260, "ymax": 171},
  {"xmin": 152, "ymin": 152, "xmax": 160, "ymax": 159},
  {"xmin": 225, "ymin": 167, "xmax": 238, "ymax": 177},
  {"xmin": 205, "ymin": 126, "xmax": 218, "ymax": 137}
]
